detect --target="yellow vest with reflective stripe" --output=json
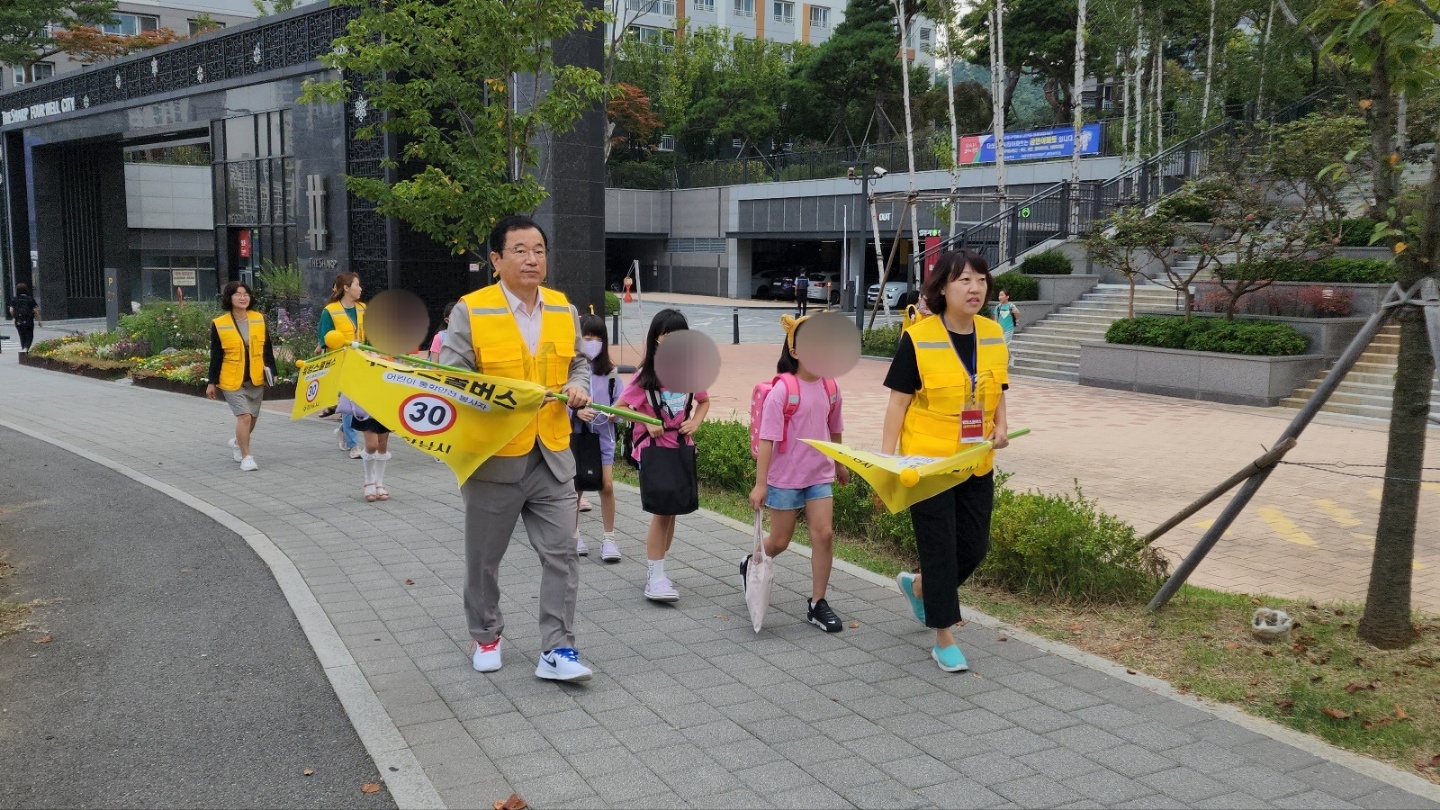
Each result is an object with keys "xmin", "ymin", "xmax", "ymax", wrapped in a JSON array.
[
  {"xmin": 212, "ymin": 311, "xmax": 267, "ymax": 391},
  {"xmin": 461, "ymin": 284, "xmax": 576, "ymax": 457},
  {"xmin": 324, "ymin": 301, "xmax": 365, "ymax": 345},
  {"xmin": 899, "ymin": 314, "xmax": 1009, "ymax": 475}
]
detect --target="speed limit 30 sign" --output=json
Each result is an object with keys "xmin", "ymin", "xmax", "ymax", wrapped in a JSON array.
[{"xmin": 399, "ymin": 394, "xmax": 458, "ymax": 436}]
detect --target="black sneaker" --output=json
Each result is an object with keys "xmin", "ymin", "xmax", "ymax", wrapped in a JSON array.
[
  {"xmin": 739, "ymin": 554, "xmax": 751, "ymax": 593},
  {"xmin": 807, "ymin": 598, "xmax": 843, "ymax": 633}
]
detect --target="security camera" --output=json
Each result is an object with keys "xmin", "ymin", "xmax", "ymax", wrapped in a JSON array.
[{"xmin": 872, "ymin": 166, "xmax": 888, "ymax": 178}]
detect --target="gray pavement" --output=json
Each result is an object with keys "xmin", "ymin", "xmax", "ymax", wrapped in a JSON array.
[{"xmin": 2, "ymin": 353, "xmax": 1438, "ymax": 809}]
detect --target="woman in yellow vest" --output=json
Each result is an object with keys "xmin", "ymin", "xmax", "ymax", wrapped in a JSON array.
[
  {"xmin": 318, "ymin": 272, "xmax": 366, "ymax": 459},
  {"xmin": 206, "ymin": 281, "xmax": 276, "ymax": 472},
  {"xmin": 879, "ymin": 248, "xmax": 1011, "ymax": 673}
]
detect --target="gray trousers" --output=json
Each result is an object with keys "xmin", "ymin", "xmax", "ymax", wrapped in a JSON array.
[{"xmin": 462, "ymin": 446, "xmax": 580, "ymax": 652}]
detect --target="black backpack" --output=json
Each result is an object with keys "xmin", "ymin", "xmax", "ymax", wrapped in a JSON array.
[{"xmin": 10, "ymin": 295, "xmax": 36, "ymax": 324}]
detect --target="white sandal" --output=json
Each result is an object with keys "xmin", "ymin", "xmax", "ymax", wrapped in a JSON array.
[{"xmin": 364, "ymin": 483, "xmax": 379, "ymax": 503}]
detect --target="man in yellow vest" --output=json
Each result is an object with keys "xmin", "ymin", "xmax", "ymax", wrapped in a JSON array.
[{"xmin": 440, "ymin": 215, "xmax": 595, "ymax": 682}]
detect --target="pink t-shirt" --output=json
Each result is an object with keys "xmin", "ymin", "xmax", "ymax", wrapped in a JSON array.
[
  {"xmin": 428, "ymin": 330, "xmax": 445, "ymax": 356},
  {"xmin": 759, "ymin": 376, "xmax": 844, "ymax": 489},
  {"xmin": 617, "ymin": 380, "xmax": 710, "ymax": 462}
]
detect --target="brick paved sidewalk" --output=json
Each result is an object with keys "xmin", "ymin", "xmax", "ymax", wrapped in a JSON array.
[{"xmin": 2, "ymin": 357, "xmax": 1437, "ymax": 809}]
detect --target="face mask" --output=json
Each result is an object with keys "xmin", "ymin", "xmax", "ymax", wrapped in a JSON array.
[{"xmin": 582, "ymin": 339, "xmax": 603, "ymax": 360}]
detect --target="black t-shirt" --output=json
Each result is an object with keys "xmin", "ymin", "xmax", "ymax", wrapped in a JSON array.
[
  {"xmin": 10, "ymin": 294, "xmax": 37, "ymax": 323},
  {"xmin": 882, "ymin": 330, "xmax": 1008, "ymax": 394}
]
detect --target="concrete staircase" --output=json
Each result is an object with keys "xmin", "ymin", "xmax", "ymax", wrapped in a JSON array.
[
  {"xmin": 1279, "ymin": 325, "xmax": 1440, "ymax": 421},
  {"xmin": 1010, "ymin": 284, "xmax": 1183, "ymax": 382}
]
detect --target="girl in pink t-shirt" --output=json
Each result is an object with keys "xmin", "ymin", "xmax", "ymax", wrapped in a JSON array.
[
  {"xmin": 617, "ymin": 309, "xmax": 711, "ymax": 603},
  {"xmin": 745, "ymin": 316, "xmax": 849, "ymax": 633}
]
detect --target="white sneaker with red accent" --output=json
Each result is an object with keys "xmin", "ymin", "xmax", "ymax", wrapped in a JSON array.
[{"xmin": 471, "ymin": 637, "xmax": 503, "ymax": 672}]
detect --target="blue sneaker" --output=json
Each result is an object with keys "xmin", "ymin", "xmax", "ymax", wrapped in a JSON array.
[
  {"xmin": 896, "ymin": 572, "xmax": 926, "ymax": 626},
  {"xmin": 932, "ymin": 644, "xmax": 969, "ymax": 672},
  {"xmin": 536, "ymin": 647, "xmax": 592, "ymax": 682}
]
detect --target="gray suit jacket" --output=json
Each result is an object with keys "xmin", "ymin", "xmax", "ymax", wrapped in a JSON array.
[{"xmin": 439, "ymin": 293, "xmax": 589, "ymax": 485}]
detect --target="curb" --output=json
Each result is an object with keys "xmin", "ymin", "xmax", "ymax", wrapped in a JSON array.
[{"xmin": 0, "ymin": 416, "xmax": 447, "ymax": 810}]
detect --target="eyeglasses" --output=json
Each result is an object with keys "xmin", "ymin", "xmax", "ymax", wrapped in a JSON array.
[{"xmin": 506, "ymin": 247, "xmax": 547, "ymax": 260}]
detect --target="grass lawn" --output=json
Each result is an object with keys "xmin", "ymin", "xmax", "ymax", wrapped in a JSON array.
[{"xmin": 614, "ymin": 465, "xmax": 1440, "ymax": 784}]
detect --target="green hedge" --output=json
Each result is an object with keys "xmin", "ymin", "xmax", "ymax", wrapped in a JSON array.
[
  {"xmin": 1316, "ymin": 217, "xmax": 1383, "ymax": 248},
  {"xmin": 1105, "ymin": 315, "xmax": 1309, "ymax": 356},
  {"xmin": 604, "ymin": 291, "xmax": 621, "ymax": 316},
  {"xmin": 118, "ymin": 301, "xmax": 221, "ymax": 353},
  {"xmin": 1018, "ymin": 249, "xmax": 1072, "ymax": 275},
  {"xmin": 691, "ymin": 418, "xmax": 1166, "ymax": 604},
  {"xmin": 861, "ymin": 323, "xmax": 903, "ymax": 357},
  {"xmin": 1156, "ymin": 193, "xmax": 1214, "ymax": 223},
  {"xmin": 992, "ymin": 271, "xmax": 1039, "ymax": 301},
  {"xmin": 1265, "ymin": 257, "xmax": 1398, "ymax": 284}
]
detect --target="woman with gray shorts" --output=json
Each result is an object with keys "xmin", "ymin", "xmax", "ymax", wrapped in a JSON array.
[{"xmin": 206, "ymin": 281, "xmax": 276, "ymax": 472}]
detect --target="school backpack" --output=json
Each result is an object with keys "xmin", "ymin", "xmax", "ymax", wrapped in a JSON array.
[{"xmin": 749, "ymin": 373, "xmax": 838, "ymax": 458}]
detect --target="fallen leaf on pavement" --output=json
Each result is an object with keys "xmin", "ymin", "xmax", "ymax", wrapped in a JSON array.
[
  {"xmin": 33, "ymin": 636, "xmax": 52, "ymax": 644},
  {"xmin": 404, "ymin": 579, "xmax": 414, "ymax": 585},
  {"xmin": 1125, "ymin": 668, "xmax": 1137, "ymax": 675},
  {"xmin": 997, "ymin": 635, "xmax": 1008, "ymax": 642},
  {"xmin": 361, "ymin": 782, "xmax": 382, "ymax": 794},
  {"xmin": 493, "ymin": 794, "xmax": 528, "ymax": 810},
  {"xmin": 303, "ymin": 768, "xmax": 314, "ymax": 777},
  {"xmin": 1321, "ymin": 707, "xmax": 1350, "ymax": 720},
  {"xmin": 849, "ymin": 622, "xmax": 859, "ymax": 629}
]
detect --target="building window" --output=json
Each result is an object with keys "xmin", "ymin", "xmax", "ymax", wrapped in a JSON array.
[
  {"xmin": 809, "ymin": 6, "xmax": 830, "ymax": 27},
  {"xmin": 734, "ymin": 0, "xmax": 755, "ymax": 18},
  {"xmin": 731, "ymin": 137, "xmax": 743, "ymax": 149},
  {"xmin": 627, "ymin": 24, "xmax": 673, "ymax": 49},
  {"xmin": 11, "ymin": 62, "xmax": 55, "ymax": 84},
  {"xmin": 693, "ymin": 0, "xmax": 715, "ymax": 10},
  {"xmin": 773, "ymin": 1, "xmax": 794, "ymax": 23},
  {"xmin": 626, "ymin": 0, "xmax": 677, "ymax": 13},
  {"xmin": 188, "ymin": 18, "xmax": 225, "ymax": 34},
  {"xmin": 919, "ymin": 26, "xmax": 933, "ymax": 46},
  {"xmin": 102, "ymin": 13, "xmax": 159, "ymax": 36},
  {"xmin": 657, "ymin": 134, "xmax": 676, "ymax": 152},
  {"xmin": 215, "ymin": 109, "xmax": 297, "ymax": 267}
]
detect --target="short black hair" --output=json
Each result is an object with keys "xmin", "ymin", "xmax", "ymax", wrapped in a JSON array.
[
  {"xmin": 14, "ymin": 282, "xmax": 29, "ymax": 296},
  {"xmin": 922, "ymin": 249, "xmax": 992, "ymax": 316},
  {"xmin": 488, "ymin": 215, "xmax": 548, "ymax": 256},
  {"xmin": 221, "ymin": 281, "xmax": 253, "ymax": 310}
]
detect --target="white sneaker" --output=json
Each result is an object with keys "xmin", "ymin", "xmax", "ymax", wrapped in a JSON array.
[
  {"xmin": 228, "ymin": 438, "xmax": 243, "ymax": 463},
  {"xmin": 535, "ymin": 647, "xmax": 592, "ymax": 682},
  {"xmin": 644, "ymin": 576, "xmax": 679, "ymax": 603},
  {"xmin": 334, "ymin": 427, "xmax": 347, "ymax": 449},
  {"xmin": 576, "ymin": 535, "xmax": 589, "ymax": 556},
  {"xmin": 578, "ymin": 496, "xmax": 593, "ymax": 512},
  {"xmin": 599, "ymin": 539, "xmax": 621, "ymax": 563},
  {"xmin": 471, "ymin": 637, "xmax": 502, "ymax": 672},
  {"xmin": 240, "ymin": 456, "xmax": 258, "ymax": 472},
  {"xmin": 348, "ymin": 446, "xmax": 364, "ymax": 460}
]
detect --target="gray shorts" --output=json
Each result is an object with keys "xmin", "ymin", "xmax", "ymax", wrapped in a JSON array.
[{"xmin": 223, "ymin": 382, "xmax": 264, "ymax": 417}]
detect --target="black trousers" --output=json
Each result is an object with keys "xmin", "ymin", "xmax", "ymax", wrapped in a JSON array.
[
  {"xmin": 15, "ymin": 321, "xmax": 34, "ymax": 350},
  {"xmin": 795, "ymin": 292, "xmax": 808, "ymax": 315},
  {"xmin": 907, "ymin": 472, "xmax": 994, "ymax": 628}
]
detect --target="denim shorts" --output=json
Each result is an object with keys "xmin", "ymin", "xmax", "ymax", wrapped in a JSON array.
[{"xmin": 765, "ymin": 483, "xmax": 833, "ymax": 510}]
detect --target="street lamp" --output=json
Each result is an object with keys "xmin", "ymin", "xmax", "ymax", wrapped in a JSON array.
[{"xmin": 844, "ymin": 159, "xmax": 886, "ymax": 334}]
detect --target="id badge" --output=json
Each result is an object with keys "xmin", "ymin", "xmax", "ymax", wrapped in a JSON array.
[{"xmin": 960, "ymin": 391, "xmax": 985, "ymax": 444}]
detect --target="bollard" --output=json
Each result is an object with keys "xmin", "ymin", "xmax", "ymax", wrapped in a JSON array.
[
  {"xmin": 612, "ymin": 312, "xmax": 620, "ymax": 345},
  {"xmin": 732, "ymin": 307, "xmax": 740, "ymax": 345}
]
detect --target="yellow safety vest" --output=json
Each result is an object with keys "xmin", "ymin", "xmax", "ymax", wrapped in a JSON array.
[
  {"xmin": 212, "ymin": 311, "xmax": 268, "ymax": 391},
  {"xmin": 899, "ymin": 313, "xmax": 1009, "ymax": 475},
  {"xmin": 324, "ymin": 301, "xmax": 365, "ymax": 346},
  {"xmin": 462, "ymin": 284, "xmax": 577, "ymax": 457}
]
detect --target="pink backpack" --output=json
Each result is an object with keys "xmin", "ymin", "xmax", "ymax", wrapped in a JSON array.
[{"xmin": 749, "ymin": 373, "xmax": 839, "ymax": 458}]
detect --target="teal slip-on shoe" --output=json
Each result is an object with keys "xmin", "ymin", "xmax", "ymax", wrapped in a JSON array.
[
  {"xmin": 896, "ymin": 572, "xmax": 926, "ymax": 626},
  {"xmin": 932, "ymin": 644, "xmax": 969, "ymax": 672}
]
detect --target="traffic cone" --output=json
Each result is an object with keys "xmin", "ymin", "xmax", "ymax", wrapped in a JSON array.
[{"xmin": 623, "ymin": 278, "xmax": 634, "ymax": 303}]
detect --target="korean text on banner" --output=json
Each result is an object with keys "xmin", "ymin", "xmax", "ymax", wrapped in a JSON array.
[
  {"xmin": 290, "ymin": 349, "xmax": 346, "ymax": 420},
  {"xmin": 336, "ymin": 348, "xmax": 549, "ymax": 485}
]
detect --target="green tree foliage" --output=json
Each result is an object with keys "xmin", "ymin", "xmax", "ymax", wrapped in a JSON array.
[
  {"xmin": 803, "ymin": 0, "xmax": 907, "ymax": 144},
  {"xmin": 299, "ymin": 0, "xmax": 610, "ymax": 257},
  {"xmin": 0, "ymin": 0, "xmax": 118, "ymax": 79}
]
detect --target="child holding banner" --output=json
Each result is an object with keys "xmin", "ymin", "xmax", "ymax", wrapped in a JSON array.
[
  {"xmin": 572, "ymin": 313, "xmax": 621, "ymax": 562},
  {"xmin": 743, "ymin": 314, "xmax": 849, "ymax": 633},
  {"xmin": 617, "ymin": 309, "xmax": 710, "ymax": 603},
  {"xmin": 880, "ymin": 249, "xmax": 1010, "ymax": 673},
  {"xmin": 318, "ymin": 272, "xmax": 366, "ymax": 460}
]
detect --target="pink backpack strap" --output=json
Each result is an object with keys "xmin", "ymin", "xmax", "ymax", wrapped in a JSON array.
[{"xmin": 776, "ymin": 373, "xmax": 801, "ymax": 450}]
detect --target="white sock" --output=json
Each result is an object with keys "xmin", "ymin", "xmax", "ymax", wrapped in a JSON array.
[
  {"xmin": 647, "ymin": 559, "xmax": 666, "ymax": 581},
  {"xmin": 373, "ymin": 451, "xmax": 391, "ymax": 487},
  {"xmin": 603, "ymin": 531, "xmax": 616, "ymax": 542},
  {"xmin": 361, "ymin": 451, "xmax": 376, "ymax": 484}
]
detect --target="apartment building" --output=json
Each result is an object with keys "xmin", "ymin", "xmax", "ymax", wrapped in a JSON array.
[
  {"xmin": 3, "ymin": 0, "xmax": 257, "ymax": 92},
  {"xmin": 615, "ymin": 0, "xmax": 937, "ymax": 68}
]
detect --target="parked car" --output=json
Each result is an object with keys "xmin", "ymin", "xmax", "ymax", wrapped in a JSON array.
[
  {"xmin": 867, "ymin": 281, "xmax": 909, "ymax": 308},
  {"xmin": 751, "ymin": 268, "xmax": 796, "ymax": 300},
  {"xmin": 806, "ymin": 271, "xmax": 844, "ymax": 304}
]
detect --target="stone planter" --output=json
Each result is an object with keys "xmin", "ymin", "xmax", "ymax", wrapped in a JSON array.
[
  {"xmin": 1012, "ymin": 299, "xmax": 1059, "ymax": 330},
  {"xmin": 130, "ymin": 374, "xmax": 298, "ymax": 400},
  {"xmin": 1133, "ymin": 310, "xmax": 1368, "ymax": 357},
  {"xmin": 18, "ymin": 352, "xmax": 130, "ymax": 380},
  {"xmin": 1078, "ymin": 340, "xmax": 1328, "ymax": 407},
  {"xmin": 1035, "ymin": 275, "xmax": 1100, "ymax": 308},
  {"xmin": 1331, "ymin": 246, "xmax": 1393, "ymax": 262},
  {"xmin": 1190, "ymin": 281, "xmax": 1391, "ymax": 317}
]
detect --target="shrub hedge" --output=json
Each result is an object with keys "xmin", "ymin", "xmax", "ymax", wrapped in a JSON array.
[
  {"xmin": 1105, "ymin": 315, "xmax": 1309, "ymax": 356},
  {"xmin": 861, "ymin": 323, "xmax": 903, "ymax": 357},
  {"xmin": 1316, "ymin": 217, "xmax": 1383, "ymax": 248},
  {"xmin": 605, "ymin": 291, "xmax": 621, "ymax": 316},
  {"xmin": 1268, "ymin": 258, "xmax": 1398, "ymax": 284},
  {"xmin": 1018, "ymin": 249, "xmax": 1072, "ymax": 275},
  {"xmin": 992, "ymin": 271, "xmax": 1039, "ymax": 301},
  {"xmin": 688, "ymin": 417, "xmax": 1166, "ymax": 604},
  {"xmin": 1156, "ymin": 193, "xmax": 1215, "ymax": 223}
]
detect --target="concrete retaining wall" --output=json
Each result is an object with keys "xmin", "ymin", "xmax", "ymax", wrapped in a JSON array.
[
  {"xmin": 1078, "ymin": 340, "xmax": 1329, "ymax": 407},
  {"xmin": 1036, "ymin": 274, "xmax": 1100, "ymax": 308}
]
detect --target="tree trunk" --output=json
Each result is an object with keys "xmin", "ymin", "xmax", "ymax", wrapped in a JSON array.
[
  {"xmin": 991, "ymin": 2, "xmax": 1008, "ymax": 205},
  {"xmin": 1201, "ymin": 0, "xmax": 1217, "ymax": 125},
  {"xmin": 1069, "ymin": 0, "xmax": 1088, "ymax": 234},
  {"xmin": 1360, "ymin": 58, "xmax": 1437, "ymax": 648},
  {"xmin": 1256, "ymin": 1, "xmax": 1276, "ymax": 119},
  {"xmin": 895, "ymin": 0, "xmax": 922, "ymax": 291}
]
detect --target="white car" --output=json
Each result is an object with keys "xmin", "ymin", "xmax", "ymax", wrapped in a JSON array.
[
  {"xmin": 867, "ymin": 281, "xmax": 908, "ymax": 308},
  {"xmin": 806, "ymin": 271, "xmax": 843, "ymax": 303}
]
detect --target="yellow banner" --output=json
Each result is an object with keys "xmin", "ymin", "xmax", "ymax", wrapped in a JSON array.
[
  {"xmin": 804, "ymin": 440, "xmax": 997, "ymax": 514},
  {"xmin": 290, "ymin": 349, "xmax": 346, "ymax": 420},
  {"xmin": 336, "ymin": 348, "xmax": 549, "ymax": 485}
]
